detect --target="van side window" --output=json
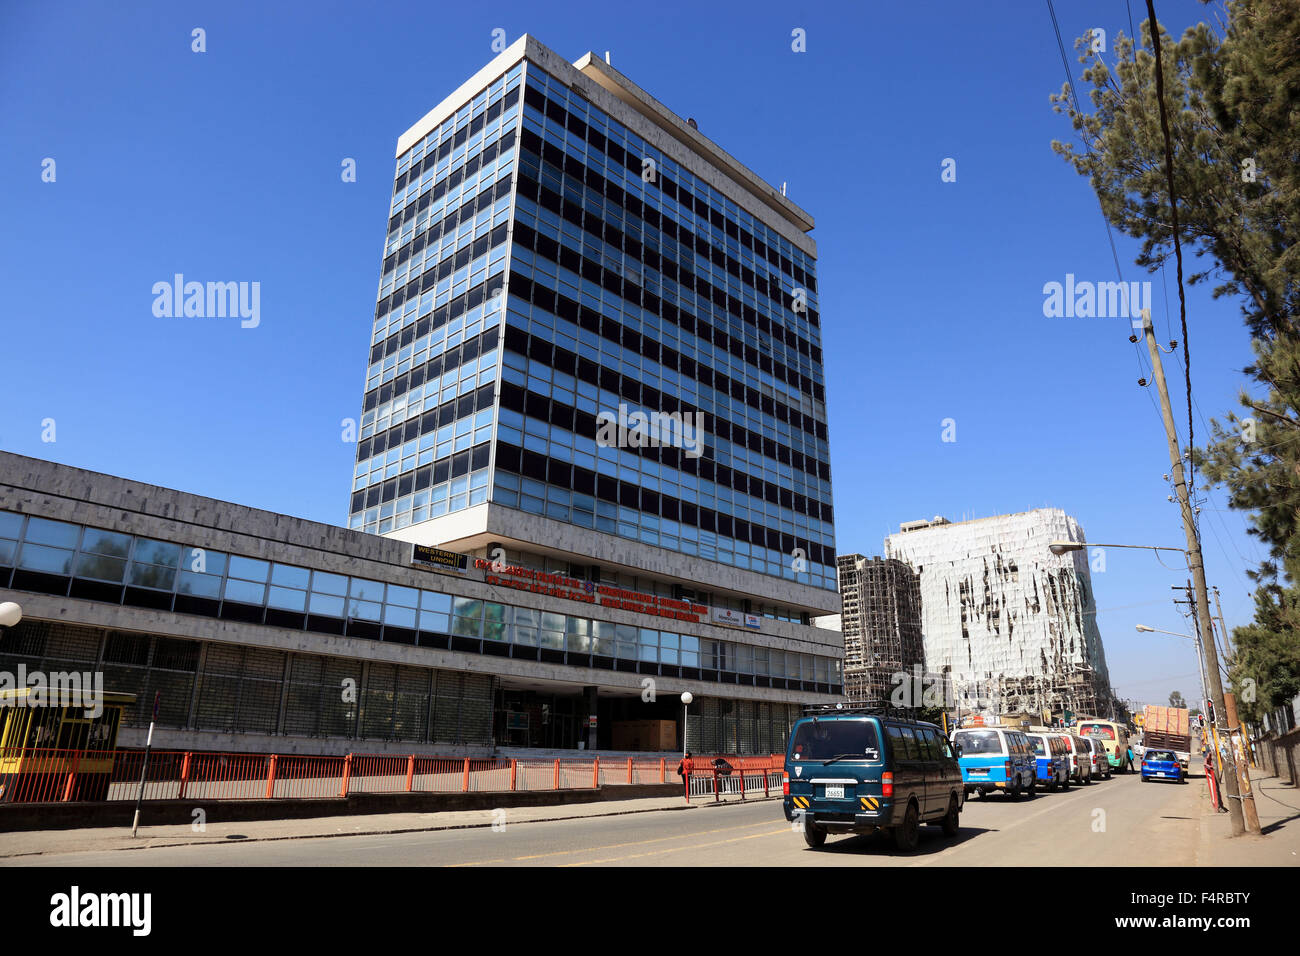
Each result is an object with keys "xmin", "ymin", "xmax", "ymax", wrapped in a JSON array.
[
  {"xmin": 886, "ymin": 723, "xmax": 906, "ymax": 762},
  {"xmin": 916, "ymin": 728, "xmax": 939, "ymax": 759},
  {"xmin": 898, "ymin": 726, "xmax": 921, "ymax": 760}
]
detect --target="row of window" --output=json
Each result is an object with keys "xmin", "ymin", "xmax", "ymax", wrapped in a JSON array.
[
  {"xmin": 504, "ymin": 347, "xmax": 829, "ymax": 503},
  {"xmin": 0, "ymin": 511, "xmax": 838, "ymax": 683},
  {"xmin": 371, "ymin": 180, "xmax": 513, "ymax": 346},
  {"xmin": 516, "ymin": 134, "xmax": 821, "ymax": 350},
  {"xmin": 521, "ymin": 70, "xmax": 816, "ymax": 302},
  {"xmin": 491, "ymin": 472, "xmax": 836, "ymax": 589}
]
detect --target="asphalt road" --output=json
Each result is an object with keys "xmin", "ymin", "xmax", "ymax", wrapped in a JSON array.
[{"xmin": 10, "ymin": 769, "xmax": 1201, "ymax": 867}]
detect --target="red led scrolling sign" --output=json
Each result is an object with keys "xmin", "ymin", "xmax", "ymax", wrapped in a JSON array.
[{"xmin": 473, "ymin": 559, "xmax": 707, "ymax": 624}]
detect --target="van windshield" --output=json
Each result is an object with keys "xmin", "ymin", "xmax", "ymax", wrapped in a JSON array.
[
  {"xmin": 952, "ymin": 730, "xmax": 1002, "ymax": 755},
  {"xmin": 790, "ymin": 719, "xmax": 880, "ymax": 762}
]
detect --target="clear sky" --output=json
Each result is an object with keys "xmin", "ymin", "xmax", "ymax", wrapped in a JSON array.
[{"xmin": 0, "ymin": 0, "xmax": 1262, "ymax": 710}]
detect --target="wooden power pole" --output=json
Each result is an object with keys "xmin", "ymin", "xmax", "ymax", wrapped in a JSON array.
[{"xmin": 1140, "ymin": 309, "xmax": 1258, "ymax": 835}]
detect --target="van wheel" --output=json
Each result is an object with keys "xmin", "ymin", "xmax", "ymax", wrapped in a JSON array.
[
  {"xmin": 1060, "ymin": 773, "xmax": 1070, "ymax": 790},
  {"xmin": 1008, "ymin": 780, "xmax": 1021, "ymax": 800},
  {"xmin": 941, "ymin": 796, "xmax": 960, "ymax": 837},
  {"xmin": 1048, "ymin": 776, "xmax": 1058, "ymax": 793},
  {"xmin": 802, "ymin": 818, "xmax": 827, "ymax": 848},
  {"xmin": 976, "ymin": 788, "xmax": 987, "ymax": 800},
  {"xmin": 892, "ymin": 802, "xmax": 920, "ymax": 852},
  {"xmin": 1026, "ymin": 777, "xmax": 1037, "ymax": 798}
]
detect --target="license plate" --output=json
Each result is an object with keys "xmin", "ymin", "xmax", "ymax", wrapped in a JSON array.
[
  {"xmin": 970, "ymin": 770, "xmax": 988, "ymax": 776},
  {"xmin": 825, "ymin": 785, "xmax": 844, "ymax": 799}
]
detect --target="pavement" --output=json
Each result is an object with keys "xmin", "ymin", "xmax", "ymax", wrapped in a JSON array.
[
  {"xmin": 0, "ymin": 791, "xmax": 765, "ymax": 860},
  {"xmin": 1196, "ymin": 765, "xmax": 1300, "ymax": 866}
]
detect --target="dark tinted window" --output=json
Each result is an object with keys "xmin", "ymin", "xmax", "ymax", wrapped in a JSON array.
[
  {"xmin": 953, "ymin": 730, "xmax": 1003, "ymax": 755},
  {"xmin": 789, "ymin": 718, "xmax": 880, "ymax": 762}
]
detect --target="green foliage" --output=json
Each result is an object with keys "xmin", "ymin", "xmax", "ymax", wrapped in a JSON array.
[{"xmin": 1052, "ymin": 1, "xmax": 1300, "ymax": 719}]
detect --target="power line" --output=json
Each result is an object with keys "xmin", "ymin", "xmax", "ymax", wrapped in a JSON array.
[{"xmin": 1143, "ymin": 0, "xmax": 1196, "ymax": 493}]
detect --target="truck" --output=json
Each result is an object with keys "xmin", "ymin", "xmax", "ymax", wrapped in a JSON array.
[{"xmin": 1142, "ymin": 705, "xmax": 1191, "ymax": 770}]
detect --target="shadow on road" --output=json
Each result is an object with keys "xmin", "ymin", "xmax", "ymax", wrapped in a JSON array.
[{"xmin": 804, "ymin": 825, "xmax": 991, "ymax": 858}]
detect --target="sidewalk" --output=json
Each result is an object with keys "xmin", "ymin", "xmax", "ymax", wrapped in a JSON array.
[
  {"xmin": 0, "ymin": 791, "xmax": 773, "ymax": 860},
  {"xmin": 1197, "ymin": 767, "xmax": 1300, "ymax": 866}
]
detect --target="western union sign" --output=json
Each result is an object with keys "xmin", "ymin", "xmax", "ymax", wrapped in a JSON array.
[{"xmin": 410, "ymin": 543, "xmax": 468, "ymax": 573}]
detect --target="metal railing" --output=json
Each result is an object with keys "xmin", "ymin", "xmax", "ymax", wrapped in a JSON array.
[{"xmin": 0, "ymin": 747, "xmax": 781, "ymax": 806}]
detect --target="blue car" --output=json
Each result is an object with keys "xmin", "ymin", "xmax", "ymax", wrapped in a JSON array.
[{"xmin": 1140, "ymin": 749, "xmax": 1185, "ymax": 784}]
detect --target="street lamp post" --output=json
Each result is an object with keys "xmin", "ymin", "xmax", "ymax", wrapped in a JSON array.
[{"xmin": 680, "ymin": 692, "xmax": 693, "ymax": 757}]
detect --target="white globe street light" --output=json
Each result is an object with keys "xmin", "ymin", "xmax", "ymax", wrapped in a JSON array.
[{"xmin": 0, "ymin": 602, "xmax": 21, "ymax": 628}]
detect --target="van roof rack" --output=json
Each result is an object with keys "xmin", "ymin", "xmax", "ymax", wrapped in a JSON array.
[{"xmin": 800, "ymin": 703, "xmax": 884, "ymax": 717}]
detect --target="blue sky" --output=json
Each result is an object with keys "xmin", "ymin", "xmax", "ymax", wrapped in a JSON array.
[{"xmin": 0, "ymin": 0, "xmax": 1262, "ymax": 709}]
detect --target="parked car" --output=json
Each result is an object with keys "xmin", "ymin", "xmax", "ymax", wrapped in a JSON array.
[
  {"xmin": 783, "ymin": 710, "xmax": 964, "ymax": 852},
  {"xmin": 1140, "ymin": 749, "xmax": 1185, "ymax": 784},
  {"xmin": 1025, "ymin": 731, "xmax": 1070, "ymax": 791},
  {"xmin": 950, "ymin": 727, "xmax": 1037, "ymax": 799},
  {"xmin": 1085, "ymin": 736, "xmax": 1112, "ymax": 780},
  {"xmin": 1059, "ymin": 733, "xmax": 1093, "ymax": 784}
]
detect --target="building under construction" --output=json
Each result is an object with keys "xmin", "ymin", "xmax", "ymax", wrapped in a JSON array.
[
  {"xmin": 884, "ymin": 510, "xmax": 1115, "ymax": 722},
  {"xmin": 836, "ymin": 554, "xmax": 925, "ymax": 709}
]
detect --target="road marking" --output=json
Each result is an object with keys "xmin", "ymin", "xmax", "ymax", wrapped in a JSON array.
[
  {"xmin": 561, "ymin": 827, "xmax": 789, "ymax": 865},
  {"xmin": 445, "ymin": 818, "xmax": 779, "ymax": 866}
]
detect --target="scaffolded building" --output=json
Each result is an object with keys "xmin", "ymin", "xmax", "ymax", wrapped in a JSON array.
[
  {"xmin": 836, "ymin": 555, "xmax": 925, "ymax": 709},
  {"xmin": 884, "ymin": 510, "xmax": 1114, "ymax": 721}
]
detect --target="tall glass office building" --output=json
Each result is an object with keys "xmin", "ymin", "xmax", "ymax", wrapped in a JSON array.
[{"xmin": 345, "ymin": 35, "xmax": 840, "ymax": 751}]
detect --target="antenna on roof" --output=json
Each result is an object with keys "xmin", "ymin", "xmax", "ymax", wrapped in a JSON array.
[
  {"xmin": 781, "ymin": 182, "xmax": 787, "ymax": 196},
  {"xmin": 604, "ymin": 51, "xmax": 611, "ymax": 65}
]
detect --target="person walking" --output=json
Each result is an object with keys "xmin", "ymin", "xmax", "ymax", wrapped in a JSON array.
[{"xmin": 676, "ymin": 751, "xmax": 695, "ymax": 795}]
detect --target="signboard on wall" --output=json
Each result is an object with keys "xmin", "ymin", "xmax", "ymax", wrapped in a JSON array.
[
  {"xmin": 475, "ymin": 559, "xmax": 708, "ymax": 625},
  {"xmin": 711, "ymin": 607, "xmax": 762, "ymax": 631},
  {"xmin": 411, "ymin": 543, "xmax": 469, "ymax": 573}
]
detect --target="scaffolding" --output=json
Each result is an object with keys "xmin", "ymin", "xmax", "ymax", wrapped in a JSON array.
[
  {"xmin": 836, "ymin": 555, "xmax": 925, "ymax": 709},
  {"xmin": 884, "ymin": 509, "xmax": 1116, "ymax": 722}
]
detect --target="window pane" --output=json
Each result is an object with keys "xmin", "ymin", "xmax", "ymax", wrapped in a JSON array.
[
  {"xmin": 312, "ymin": 571, "xmax": 350, "ymax": 596},
  {"xmin": 387, "ymin": 584, "xmax": 419, "ymax": 608},
  {"xmin": 81, "ymin": 528, "xmax": 131, "ymax": 558},
  {"xmin": 0, "ymin": 512, "xmax": 23, "ymax": 539},
  {"xmin": 421, "ymin": 590, "xmax": 452, "ymax": 613},
  {"xmin": 23, "ymin": 517, "xmax": 80, "ymax": 549},
  {"xmin": 270, "ymin": 563, "xmax": 310, "ymax": 589},
  {"xmin": 19, "ymin": 543, "xmax": 74, "ymax": 574},
  {"xmin": 134, "ymin": 538, "xmax": 182, "ymax": 568},
  {"xmin": 383, "ymin": 603, "xmax": 417, "ymax": 628},
  {"xmin": 177, "ymin": 570, "xmax": 222, "ymax": 598},
  {"xmin": 349, "ymin": 598, "xmax": 382, "ymax": 621},
  {"xmin": 350, "ymin": 577, "xmax": 385, "ymax": 603},
  {"xmin": 309, "ymin": 592, "xmax": 345, "ymax": 616},
  {"xmin": 267, "ymin": 586, "xmax": 306, "ymax": 612},
  {"xmin": 223, "ymin": 577, "xmax": 265, "ymax": 604},
  {"xmin": 453, "ymin": 597, "xmax": 483, "ymax": 621},
  {"xmin": 74, "ymin": 552, "xmax": 126, "ymax": 582}
]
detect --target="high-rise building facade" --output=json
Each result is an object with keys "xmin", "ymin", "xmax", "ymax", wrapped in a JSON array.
[
  {"xmin": 347, "ymin": 37, "xmax": 834, "ymax": 596},
  {"xmin": 342, "ymin": 35, "xmax": 840, "ymax": 751},
  {"xmin": 884, "ymin": 510, "xmax": 1114, "ymax": 721},
  {"xmin": 835, "ymin": 554, "xmax": 924, "ymax": 709}
]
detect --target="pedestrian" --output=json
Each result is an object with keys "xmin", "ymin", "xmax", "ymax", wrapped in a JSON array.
[
  {"xmin": 676, "ymin": 751, "xmax": 694, "ymax": 779},
  {"xmin": 1125, "ymin": 745, "xmax": 1135, "ymax": 772}
]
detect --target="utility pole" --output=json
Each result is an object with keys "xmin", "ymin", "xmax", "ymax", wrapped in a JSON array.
[
  {"xmin": 1140, "ymin": 308, "xmax": 1257, "ymax": 835},
  {"xmin": 1211, "ymin": 588, "xmax": 1261, "ymax": 822}
]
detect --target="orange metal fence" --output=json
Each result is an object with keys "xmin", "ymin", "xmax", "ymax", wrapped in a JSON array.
[{"xmin": 0, "ymin": 747, "xmax": 783, "ymax": 806}]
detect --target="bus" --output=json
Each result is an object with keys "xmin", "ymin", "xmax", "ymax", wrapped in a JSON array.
[
  {"xmin": 0, "ymin": 688, "xmax": 135, "ymax": 802},
  {"xmin": 1076, "ymin": 719, "xmax": 1132, "ymax": 772}
]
